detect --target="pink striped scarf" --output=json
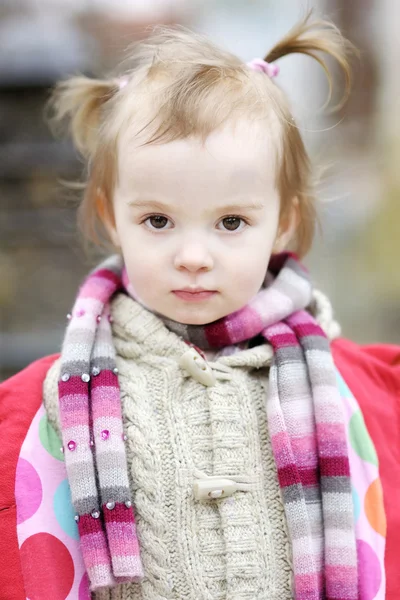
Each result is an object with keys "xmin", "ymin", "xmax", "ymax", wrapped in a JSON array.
[{"xmin": 58, "ymin": 252, "xmax": 358, "ymax": 598}]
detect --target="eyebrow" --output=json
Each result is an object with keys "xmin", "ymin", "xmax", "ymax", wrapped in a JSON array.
[{"xmin": 127, "ymin": 198, "xmax": 265, "ymax": 212}]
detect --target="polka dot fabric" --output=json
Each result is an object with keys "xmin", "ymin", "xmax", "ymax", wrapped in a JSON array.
[
  {"xmin": 336, "ymin": 369, "xmax": 386, "ymax": 599},
  {"xmin": 16, "ymin": 404, "xmax": 90, "ymax": 600}
]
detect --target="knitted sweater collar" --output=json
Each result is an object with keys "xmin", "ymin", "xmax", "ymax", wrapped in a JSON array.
[{"xmin": 110, "ymin": 291, "xmax": 274, "ymax": 367}]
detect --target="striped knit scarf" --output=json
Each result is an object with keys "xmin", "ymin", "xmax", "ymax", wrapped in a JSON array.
[{"xmin": 58, "ymin": 252, "xmax": 358, "ymax": 598}]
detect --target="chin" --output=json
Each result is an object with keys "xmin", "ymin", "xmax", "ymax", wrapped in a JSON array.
[
  {"xmin": 170, "ymin": 314, "xmax": 211, "ymax": 326},
  {"xmin": 182, "ymin": 316, "xmax": 216, "ymax": 326},
  {"xmin": 172, "ymin": 307, "xmax": 227, "ymax": 326}
]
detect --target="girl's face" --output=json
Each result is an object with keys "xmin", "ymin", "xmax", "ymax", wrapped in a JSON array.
[{"xmin": 110, "ymin": 120, "xmax": 283, "ymax": 325}]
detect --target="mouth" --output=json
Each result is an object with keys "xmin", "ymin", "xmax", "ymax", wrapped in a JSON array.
[{"xmin": 172, "ymin": 289, "xmax": 217, "ymax": 302}]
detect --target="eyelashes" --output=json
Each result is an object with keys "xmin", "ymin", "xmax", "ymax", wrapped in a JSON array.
[
  {"xmin": 144, "ymin": 215, "xmax": 170, "ymax": 230},
  {"xmin": 218, "ymin": 216, "xmax": 247, "ymax": 232},
  {"xmin": 140, "ymin": 214, "xmax": 250, "ymax": 233}
]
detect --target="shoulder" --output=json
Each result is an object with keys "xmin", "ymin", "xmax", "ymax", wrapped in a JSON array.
[
  {"xmin": 332, "ymin": 338, "xmax": 400, "ymax": 600},
  {"xmin": 0, "ymin": 353, "xmax": 60, "ymax": 446},
  {"xmin": 0, "ymin": 354, "xmax": 60, "ymax": 428},
  {"xmin": 1, "ymin": 353, "xmax": 60, "ymax": 392},
  {"xmin": 331, "ymin": 336, "xmax": 400, "ymax": 470},
  {"xmin": 331, "ymin": 336, "xmax": 400, "ymax": 478},
  {"xmin": 332, "ymin": 337, "xmax": 400, "ymax": 396},
  {"xmin": 0, "ymin": 354, "xmax": 59, "ymax": 600}
]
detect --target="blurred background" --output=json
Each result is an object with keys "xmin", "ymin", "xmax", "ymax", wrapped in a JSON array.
[{"xmin": 0, "ymin": 0, "xmax": 399, "ymax": 380}]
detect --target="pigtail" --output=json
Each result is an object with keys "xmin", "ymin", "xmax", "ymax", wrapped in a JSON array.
[
  {"xmin": 265, "ymin": 10, "xmax": 356, "ymax": 109},
  {"xmin": 47, "ymin": 76, "xmax": 120, "ymax": 158}
]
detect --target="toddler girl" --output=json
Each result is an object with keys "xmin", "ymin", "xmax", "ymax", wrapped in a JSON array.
[{"xmin": 1, "ymin": 11, "xmax": 399, "ymax": 600}]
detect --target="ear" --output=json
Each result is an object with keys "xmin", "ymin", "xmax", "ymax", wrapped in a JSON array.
[
  {"xmin": 96, "ymin": 187, "xmax": 121, "ymax": 248},
  {"xmin": 273, "ymin": 197, "xmax": 299, "ymax": 253}
]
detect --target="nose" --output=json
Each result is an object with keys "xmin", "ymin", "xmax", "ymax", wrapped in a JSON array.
[{"xmin": 173, "ymin": 237, "xmax": 214, "ymax": 273}]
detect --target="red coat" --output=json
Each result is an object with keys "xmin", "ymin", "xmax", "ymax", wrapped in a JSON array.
[{"xmin": 1, "ymin": 340, "xmax": 399, "ymax": 599}]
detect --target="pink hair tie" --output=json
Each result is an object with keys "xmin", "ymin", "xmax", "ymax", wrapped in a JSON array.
[
  {"xmin": 118, "ymin": 77, "xmax": 129, "ymax": 90},
  {"xmin": 246, "ymin": 58, "xmax": 279, "ymax": 78}
]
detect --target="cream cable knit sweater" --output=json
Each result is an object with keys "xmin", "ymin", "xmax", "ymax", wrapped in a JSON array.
[{"xmin": 43, "ymin": 289, "xmax": 338, "ymax": 600}]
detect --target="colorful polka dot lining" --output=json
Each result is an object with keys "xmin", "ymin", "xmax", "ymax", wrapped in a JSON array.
[
  {"xmin": 16, "ymin": 405, "xmax": 90, "ymax": 599},
  {"xmin": 336, "ymin": 369, "xmax": 386, "ymax": 599}
]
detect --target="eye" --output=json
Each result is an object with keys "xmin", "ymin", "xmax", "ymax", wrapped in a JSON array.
[
  {"xmin": 143, "ymin": 215, "xmax": 172, "ymax": 230},
  {"xmin": 218, "ymin": 216, "xmax": 247, "ymax": 232}
]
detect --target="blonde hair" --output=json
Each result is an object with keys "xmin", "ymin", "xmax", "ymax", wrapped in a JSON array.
[{"xmin": 48, "ymin": 11, "xmax": 354, "ymax": 257}]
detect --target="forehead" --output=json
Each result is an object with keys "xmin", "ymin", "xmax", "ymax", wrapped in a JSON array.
[{"xmin": 117, "ymin": 117, "xmax": 282, "ymax": 190}]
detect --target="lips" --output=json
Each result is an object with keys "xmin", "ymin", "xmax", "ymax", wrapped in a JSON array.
[
  {"xmin": 173, "ymin": 289, "xmax": 217, "ymax": 302},
  {"xmin": 176, "ymin": 288, "xmax": 212, "ymax": 293}
]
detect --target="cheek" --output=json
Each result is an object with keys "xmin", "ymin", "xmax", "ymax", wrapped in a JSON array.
[
  {"xmin": 120, "ymin": 236, "xmax": 167, "ymax": 299},
  {"xmin": 226, "ymin": 231, "xmax": 274, "ymax": 274},
  {"xmin": 123, "ymin": 260, "xmax": 159, "ymax": 305},
  {"xmin": 224, "ymin": 231, "xmax": 275, "ymax": 295},
  {"xmin": 124, "ymin": 254, "xmax": 158, "ymax": 287},
  {"xmin": 117, "ymin": 222, "xmax": 156, "ymax": 266},
  {"xmin": 235, "ymin": 262, "xmax": 268, "ymax": 296}
]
